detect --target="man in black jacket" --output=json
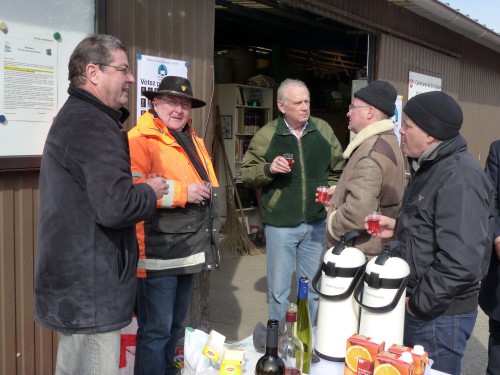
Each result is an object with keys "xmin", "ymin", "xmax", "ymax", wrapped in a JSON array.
[
  {"xmin": 34, "ymin": 34, "xmax": 167, "ymax": 375},
  {"xmin": 368, "ymin": 91, "xmax": 495, "ymax": 375},
  {"xmin": 479, "ymin": 140, "xmax": 500, "ymax": 375}
]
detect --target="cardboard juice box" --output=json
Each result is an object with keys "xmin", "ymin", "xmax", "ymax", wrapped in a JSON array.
[
  {"xmin": 375, "ymin": 351, "xmax": 414, "ymax": 375},
  {"xmin": 357, "ymin": 357, "xmax": 375, "ymax": 375},
  {"xmin": 219, "ymin": 348, "xmax": 245, "ymax": 375},
  {"xmin": 344, "ymin": 334, "xmax": 385, "ymax": 375},
  {"xmin": 387, "ymin": 344, "xmax": 429, "ymax": 375}
]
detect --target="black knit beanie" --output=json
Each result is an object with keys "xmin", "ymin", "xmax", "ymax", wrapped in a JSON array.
[
  {"xmin": 403, "ymin": 91, "xmax": 462, "ymax": 140},
  {"xmin": 354, "ymin": 80, "xmax": 397, "ymax": 117}
]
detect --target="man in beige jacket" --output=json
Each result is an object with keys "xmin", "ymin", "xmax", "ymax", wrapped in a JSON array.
[{"xmin": 327, "ymin": 80, "xmax": 406, "ymax": 258}]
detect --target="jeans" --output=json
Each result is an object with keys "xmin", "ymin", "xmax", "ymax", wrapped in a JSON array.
[
  {"xmin": 55, "ymin": 330, "xmax": 121, "ymax": 375},
  {"xmin": 264, "ymin": 219, "xmax": 327, "ymax": 325},
  {"xmin": 134, "ymin": 274, "xmax": 194, "ymax": 375},
  {"xmin": 404, "ymin": 309, "xmax": 477, "ymax": 375},
  {"xmin": 486, "ymin": 318, "xmax": 500, "ymax": 375}
]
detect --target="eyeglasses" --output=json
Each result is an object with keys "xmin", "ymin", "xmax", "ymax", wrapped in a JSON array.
[
  {"xmin": 96, "ymin": 63, "xmax": 131, "ymax": 76},
  {"xmin": 348, "ymin": 104, "xmax": 372, "ymax": 111},
  {"xmin": 156, "ymin": 97, "xmax": 192, "ymax": 110}
]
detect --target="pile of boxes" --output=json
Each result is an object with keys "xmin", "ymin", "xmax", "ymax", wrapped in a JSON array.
[{"xmin": 344, "ymin": 334, "xmax": 429, "ymax": 375}]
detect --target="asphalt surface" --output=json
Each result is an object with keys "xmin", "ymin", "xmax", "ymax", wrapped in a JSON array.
[{"xmin": 208, "ymin": 250, "xmax": 489, "ymax": 375}]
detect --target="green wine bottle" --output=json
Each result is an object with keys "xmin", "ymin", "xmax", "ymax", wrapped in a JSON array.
[
  {"xmin": 255, "ymin": 319, "xmax": 285, "ymax": 375},
  {"xmin": 296, "ymin": 277, "xmax": 312, "ymax": 374}
]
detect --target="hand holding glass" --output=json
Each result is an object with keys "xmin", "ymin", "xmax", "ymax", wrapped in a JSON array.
[
  {"xmin": 317, "ymin": 186, "xmax": 329, "ymax": 204},
  {"xmin": 283, "ymin": 153, "xmax": 294, "ymax": 167},
  {"xmin": 367, "ymin": 211, "xmax": 381, "ymax": 233}
]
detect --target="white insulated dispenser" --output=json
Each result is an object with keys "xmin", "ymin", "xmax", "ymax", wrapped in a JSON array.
[
  {"xmin": 313, "ymin": 232, "xmax": 367, "ymax": 361},
  {"xmin": 355, "ymin": 241, "xmax": 410, "ymax": 349}
]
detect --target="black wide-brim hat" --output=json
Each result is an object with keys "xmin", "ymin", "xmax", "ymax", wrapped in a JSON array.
[{"xmin": 142, "ymin": 75, "xmax": 206, "ymax": 108}]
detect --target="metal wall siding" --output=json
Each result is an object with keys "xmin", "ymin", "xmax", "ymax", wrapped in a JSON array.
[
  {"xmin": 106, "ymin": 0, "xmax": 216, "ymax": 150},
  {"xmin": 378, "ymin": 33, "xmax": 500, "ymax": 164},
  {"xmin": 0, "ymin": 171, "xmax": 56, "ymax": 374},
  {"xmin": 284, "ymin": 0, "xmax": 499, "ymax": 164}
]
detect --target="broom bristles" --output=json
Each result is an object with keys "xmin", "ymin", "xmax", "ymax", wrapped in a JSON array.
[{"xmin": 220, "ymin": 186, "xmax": 263, "ymax": 256}]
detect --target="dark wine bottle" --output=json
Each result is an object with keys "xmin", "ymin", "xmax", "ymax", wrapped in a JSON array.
[
  {"xmin": 296, "ymin": 277, "xmax": 312, "ymax": 374},
  {"xmin": 255, "ymin": 319, "xmax": 285, "ymax": 375}
]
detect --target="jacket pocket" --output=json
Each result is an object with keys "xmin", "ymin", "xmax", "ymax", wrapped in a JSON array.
[
  {"xmin": 147, "ymin": 210, "xmax": 199, "ymax": 259},
  {"xmin": 116, "ymin": 237, "xmax": 137, "ymax": 283},
  {"xmin": 266, "ymin": 188, "xmax": 282, "ymax": 213},
  {"xmin": 153, "ymin": 213, "xmax": 197, "ymax": 234},
  {"xmin": 116, "ymin": 236, "xmax": 130, "ymax": 283}
]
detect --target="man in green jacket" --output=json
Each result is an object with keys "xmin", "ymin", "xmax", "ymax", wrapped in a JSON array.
[{"xmin": 241, "ymin": 78, "xmax": 344, "ymax": 324}]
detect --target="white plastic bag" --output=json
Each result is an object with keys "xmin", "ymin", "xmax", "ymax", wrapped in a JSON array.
[{"xmin": 182, "ymin": 327, "xmax": 213, "ymax": 375}]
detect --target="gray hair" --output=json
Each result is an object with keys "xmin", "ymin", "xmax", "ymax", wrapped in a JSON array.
[
  {"xmin": 277, "ymin": 78, "xmax": 310, "ymax": 104},
  {"xmin": 68, "ymin": 34, "xmax": 128, "ymax": 86}
]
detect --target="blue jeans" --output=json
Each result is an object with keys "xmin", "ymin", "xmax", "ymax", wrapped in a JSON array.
[
  {"xmin": 134, "ymin": 274, "xmax": 194, "ymax": 375},
  {"xmin": 264, "ymin": 219, "xmax": 327, "ymax": 325},
  {"xmin": 404, "ymin": 309, "xmax": 477, "ymax": 375},
  {"xmin": 55, "ymin": 331, "xmax": 121, "ymax": 375}
]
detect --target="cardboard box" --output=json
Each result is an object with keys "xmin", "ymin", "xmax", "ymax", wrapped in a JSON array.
[
  {"xmin": 375, "ymin": 351, "xmax": 414, "ymax": 375},
  {"xmin": 387, "ymin": 344, "xmax": 429, "ymax": 375},
  {"xmin": 344, "ymin": 334, "xmax": 385, "ymax": 375},
  {"xmin": 357, "ymin": 357, "xmax": 375, "ymax": 375},
  {"xmin": 219, "ymin": 348, "xmax": 245, "ymax": 375},
  {"xmin": 202, "ymin": 330, "xmax": 226, "ymax": 363}
]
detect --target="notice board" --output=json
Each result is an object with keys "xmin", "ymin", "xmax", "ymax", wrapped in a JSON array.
[{"xmin": 0, "ymin": 0, "xmax": 94, "ymax": 159}]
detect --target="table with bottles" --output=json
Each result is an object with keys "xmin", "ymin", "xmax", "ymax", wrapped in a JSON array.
[{"xmin": 231, "ymin": 329, "xmax": 450, "ymax": 375}]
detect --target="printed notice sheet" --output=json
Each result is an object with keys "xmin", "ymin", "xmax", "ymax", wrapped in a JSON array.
[{"xmin": 1, "ymin": 34, "xmax": 58, "ymax": 122}]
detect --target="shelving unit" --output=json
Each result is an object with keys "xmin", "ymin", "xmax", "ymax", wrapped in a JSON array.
[{"xmin": 216, "ymin": 83, "xmax": 274, "ymax": 232}]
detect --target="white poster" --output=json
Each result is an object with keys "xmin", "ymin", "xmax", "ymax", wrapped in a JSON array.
[
  {"xmin": 1, "ymin": 34, "xmax": 58, "ymax": 122},
  {"xmin": 392, "ymin": 95, "xmax": 403, "ymax": 144},
  {"xmin": 408, "ymin": 71, "xmax": 442, "ymax": 100},
  {"xmin": 136, "ymin": 54, "xmax": 188, "ymax": 119}
]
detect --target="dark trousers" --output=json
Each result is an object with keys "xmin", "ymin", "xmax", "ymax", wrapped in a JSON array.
[{"xmin": 487, "ymin": 318, "xmax": 500, "ymax": 375}]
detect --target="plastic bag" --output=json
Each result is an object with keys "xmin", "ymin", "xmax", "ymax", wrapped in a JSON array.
[{"xmin": 182, "ymin": 327, "xmax": 213, "ymax": 375}]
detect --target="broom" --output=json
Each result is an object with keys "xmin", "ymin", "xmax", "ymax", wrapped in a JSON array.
[{"xmin": 216, "ymin": 106, "xmax": 262, "ymax": 256}]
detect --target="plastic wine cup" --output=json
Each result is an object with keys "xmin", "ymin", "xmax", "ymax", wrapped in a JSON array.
[
  {"xmin": 283, "ymin": 153, "xmax": 294, "ymax": 167},
  {"xmin": 317, "ymin": 186, "xmax": 329, "ymax": 204},
  {"xmin": 367, "ymin": 211, "xmax": 382, "ymax": 233}
]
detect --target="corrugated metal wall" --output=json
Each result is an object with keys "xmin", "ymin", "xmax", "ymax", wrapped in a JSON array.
[
  {"xmin": 0, "ymin": 171, "xmax": 57, "ymax": 375},
  {"xmin": 283, "ymin": 0, "xmax": 500, "ymax": 165},
  {"xmin": 0, "ymin": 1, "xmax": 216, "ymax": 373},
  {"xmin": 377, "ymin": 33, "xmax": 500, "ymax": 163},
  {"xmin": 105, "ymin": 0, "xmax": 217, "ymax": 153},
  {"xmin": 2, "ymin": 0, "xmax": 499, "ymax": 372}
]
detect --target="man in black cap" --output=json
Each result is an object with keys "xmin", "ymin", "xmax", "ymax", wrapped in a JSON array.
[
  {"xmin": 369, "ymin": 90, "xmax": 495, "ymax": 375},
  {"xmin": 128, "ymin": 75, "xmax": 220, "ymax": 375},
  {"xmin": 327, "ymin": 80, "xmax": 406, "ymax": 258}
]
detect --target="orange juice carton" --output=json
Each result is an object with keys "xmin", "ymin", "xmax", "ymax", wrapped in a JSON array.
[
  {"xmin": 344, "ymin": 334, "xmax": 385, "ymax": 375},
  {"xmin": 202, "ymin": 330, "xmax": 226, "ymax": 363},
  {"xmin": 357, "ymin": 357, "xmax": 375, "ymax": 375},
  {"xmin": 387, "ymin": 344, "xmax": 429, "ymax": 375},
  {"xmin": 375, "ymin": 351, "xmax": 414, "ymax": 375},
  {"xmin": 219, "ymin": 348, "xmax": 245, "ymax": 375}
]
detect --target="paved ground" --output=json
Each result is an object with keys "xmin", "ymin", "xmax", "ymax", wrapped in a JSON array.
[{"xmin": 208, "ymin": 250, "xmax": 489, "ymax": 375}]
